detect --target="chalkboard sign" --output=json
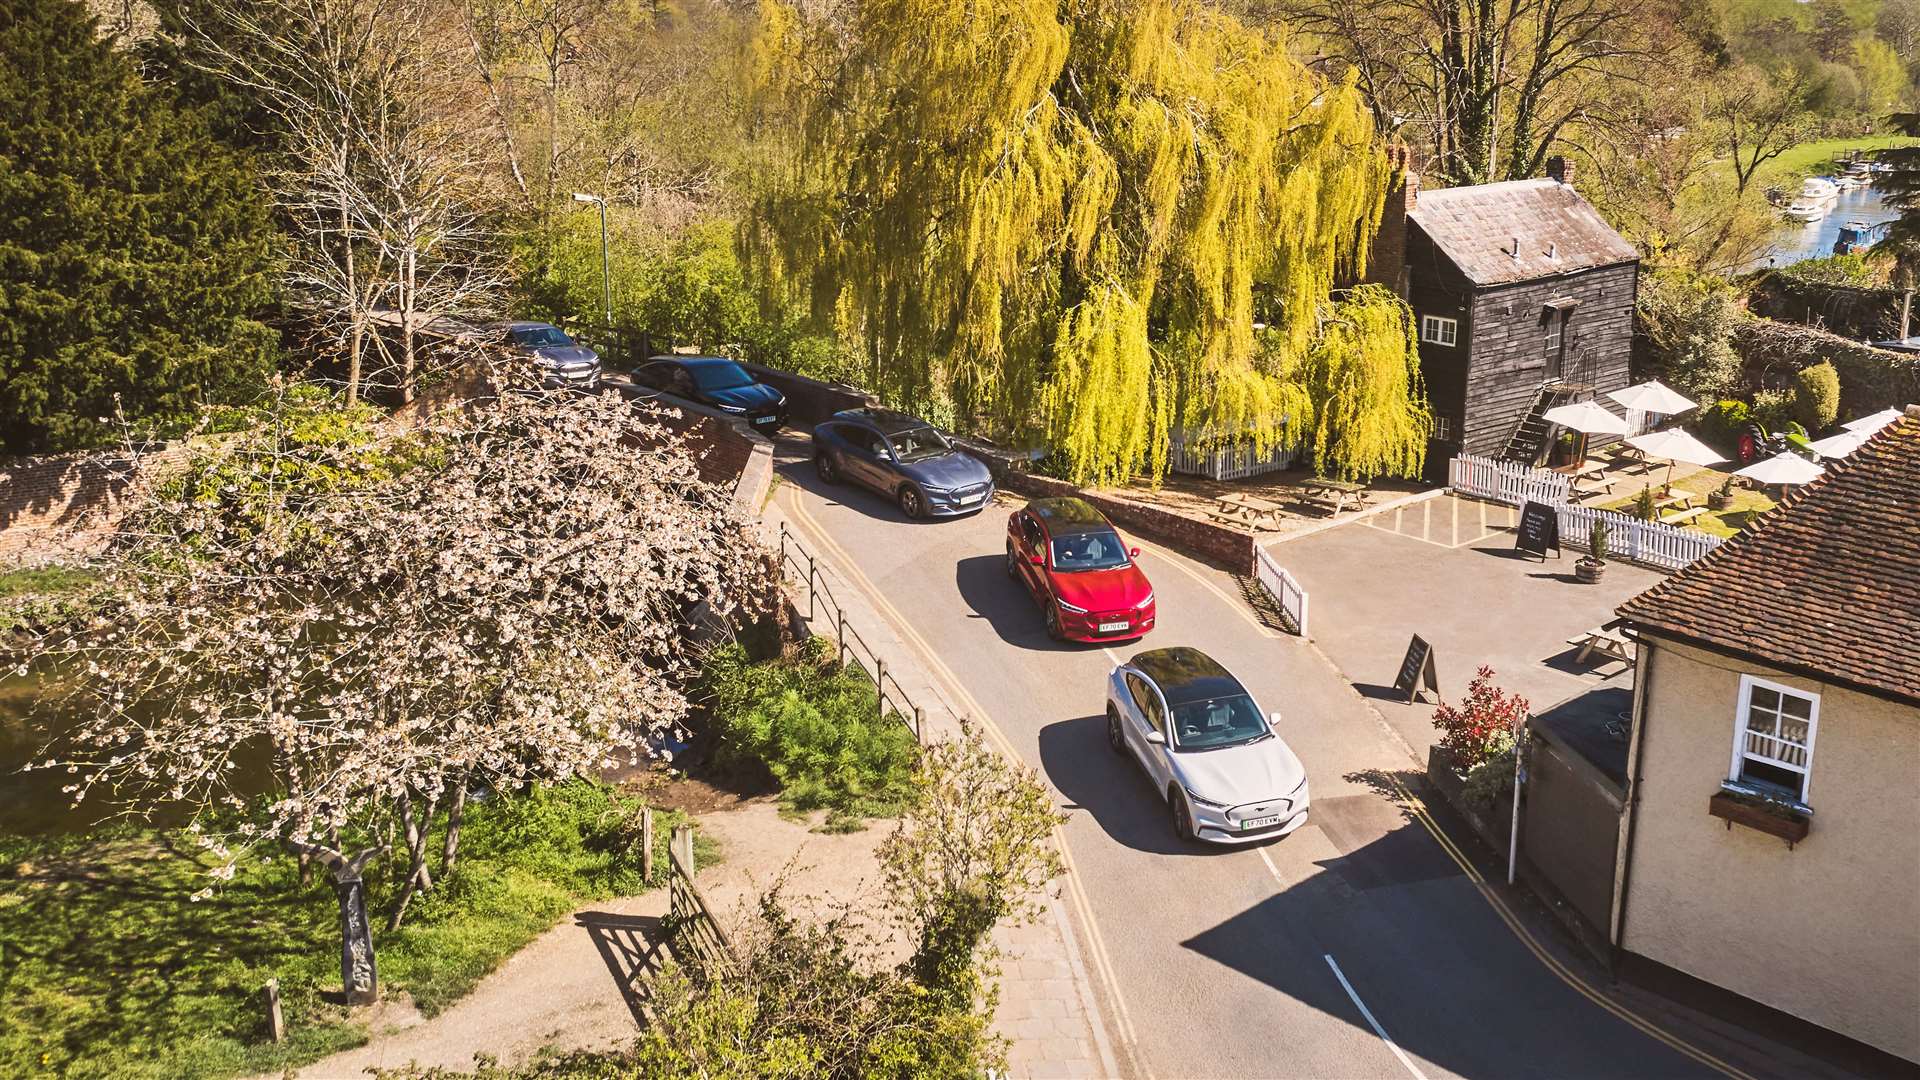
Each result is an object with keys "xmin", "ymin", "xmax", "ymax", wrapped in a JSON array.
[
  {"xmin": 1393, "ymin": 635, "xmax": 1440, "ymax": 704},
  {"xmin": 1515, "ymin": 500, "xmax": 1561, "ymax": 560}
]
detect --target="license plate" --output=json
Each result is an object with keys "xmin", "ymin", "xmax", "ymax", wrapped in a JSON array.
[
  {"xmin": 1242, "ymin": 815, "xmax": 1282, "ymax": 830},
  {"xmin": 1098, "ymin": 621, "xmax": 1130, "ymax": 633},
  {"xmin": 752, "ymin": 416, "xmax": 778, "ymax": 426},
  {"xmin": 958, "ymin": 492, "xmax": 984, "ymax": 504}
]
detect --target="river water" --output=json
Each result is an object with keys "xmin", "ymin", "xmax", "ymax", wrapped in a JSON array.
[{"xmin": 1758, "ymin": 183, "xmax": 1899, "ymax": 267}]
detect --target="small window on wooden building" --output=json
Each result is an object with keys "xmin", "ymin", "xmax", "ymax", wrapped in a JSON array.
[
  {"xmin": 1419, "ymin": 315, "xmax": 1458, "ymax": 347},
  {"xmin": 1433, "ymin": 413, "xmax": 1456, "ymax": 442}
]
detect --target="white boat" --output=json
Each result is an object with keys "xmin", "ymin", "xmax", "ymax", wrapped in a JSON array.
[
  {"xmin": 1831, "ymin": 173, "xmax": 1860, "ymax": 190},
  {"xmin": 1782, "ymin": 199, "xmax": 1826, "ymax": 222},
  {"xmin": 1799, "ymin": 176, "xmax": 1841, "ymax": 205}
]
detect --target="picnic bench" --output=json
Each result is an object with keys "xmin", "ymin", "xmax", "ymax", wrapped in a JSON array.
[
  {"xmin": 1603, "ymin": 446, "xmax": 1649, "ymax": 474},
  {"xmin": 1566, "ymin": 625, "xmax": 1636, "ymax": 667},
  {"xmin": 1572, "ymin": 471, "xmax": 1616, "ymax": 500},
  {"xmin": 1211, "ymin": 492, "xmax": 1286, "ymax": 530},
  {"xmin": 1660, "ymin": 506, "xmax": 1710, "ymax": 527},
  {"xmin": 1298, "ymin": 478, "xmax": 1369, "ymax": 515},
  {"xmin": 1652, "ymin": 492, "xmax": 1695, "ymax": 511}
]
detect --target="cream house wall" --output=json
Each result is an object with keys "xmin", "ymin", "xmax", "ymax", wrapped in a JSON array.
[{"xmin": 1621, "ymin": 637, "xmax": 1920, "ymax": 1064}]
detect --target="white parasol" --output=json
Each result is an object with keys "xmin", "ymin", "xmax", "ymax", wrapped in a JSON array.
[
  {"xmin": 1542, "ymin": 400, "xmax": 1629, "ymax": 435},
  {"xmin": 1807, "ymin": 430, "xmax": 1867, "ymax": 459},
  {"xmin": 1607, "ymin": 380, "xmax": 1697, "ymax": 417},
  {"xmin": 1626, "ymin": 428, "xmax": 1728, "ymax": 490},
  {"xmin": 1734, "ymin": 453, "xmax": 1825, "ymax": 486},
  {"xmin": 1841, "ymin": 407, "xmax": 1903, "ymax": 434}
]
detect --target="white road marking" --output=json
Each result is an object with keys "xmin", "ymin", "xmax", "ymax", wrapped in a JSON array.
[
  {"xmin": 1101, "ymin": 646, "xmax": 1125, "ymax": 666},
  {"xmin": 1324, "ymin": 953, "xmax": 1431, "ymax": 1080},
  {"xmin": 1257, "ymin": 845, "xmax": 1287, "ymax": 887}
]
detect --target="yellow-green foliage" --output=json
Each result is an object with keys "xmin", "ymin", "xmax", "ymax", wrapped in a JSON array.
[
  {"xmin": 1792, "ymin": 361, "xmax": 1840, "ymax": 432},
  {"xmin": 746, "ymin": 0, "xmax": 1424, "ymax": 485}
]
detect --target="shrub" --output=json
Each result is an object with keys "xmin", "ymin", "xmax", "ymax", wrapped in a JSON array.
[
  {"xmin": 1749, "ymin": 389, "xmax": 1794, "ymax": 433},
  {"xmin": 1431, "ymin": 666, "xmax": 1529, "ymax": 772},
  {"xmin": 1698, "ymin": 399, "xmax": 1751, "ymax": 447},
  {"xmin": 1636, "ymin": 269, "xmax": 1743, "ymax": 400},
  {"xmin": 1588, "ymin": 519, "xmax": 1610, "ymax": 562},
  {"xmin": 700, "ymin": 639, "xmax": 920, "ymax": 819},
  {"xmin": 1634, "ymin": 485, "xmax": 1657, "ymax": 521},
  {"xmin": 1460, "ymin": 751, "xmax": 1516, "ymax": 814},
  {"xmin": 1792, "ymin": 361, "xmax": 1841, "ymax": 432}
]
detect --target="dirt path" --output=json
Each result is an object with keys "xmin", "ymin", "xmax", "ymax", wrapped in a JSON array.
[{"xmin": 271, "ymin": 890, "xmax": 668, "ymax": 1079}]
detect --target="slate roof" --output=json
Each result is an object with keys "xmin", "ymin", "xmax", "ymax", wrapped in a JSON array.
[
  {"xmin": 1617, "ymin": 409, "xmax": 1920, "ymax": 705},
  {"xmin": 1409, "ymin": 178, "xmax": 1639, "ymax": 287}
]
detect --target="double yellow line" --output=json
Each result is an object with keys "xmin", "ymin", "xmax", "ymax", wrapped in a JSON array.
[
  {"xmin": 780, "ymin": 493, "xmax": 1147, "ymax": 1076},
  {"xmin": 1382, "ymin": 774, "xmax": 1757, "ymax": 1080}
]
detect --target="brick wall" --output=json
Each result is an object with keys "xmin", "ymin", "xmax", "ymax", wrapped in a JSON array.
[
  {"xmin": 0, "ymin": 443, "xmax": 195, "ymax": 566},
  {"xmin": 993, "ymin": 469, "xmax": 1258, "ymax": 577}
]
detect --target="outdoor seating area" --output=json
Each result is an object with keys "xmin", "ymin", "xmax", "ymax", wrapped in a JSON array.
[{"xmin": 1123, "ymin": 466, "xmax": 1427, "ymax": 538}]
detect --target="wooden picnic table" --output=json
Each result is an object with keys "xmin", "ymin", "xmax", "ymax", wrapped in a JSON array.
[
  {"xmin": 1298, "ymin": 477, "xmax": 1370, "ymax": 515},
  {"xmin": 1660, "ymin": 506, "xmax": 1710, "ymax": 527},
  {"xmin": 1212, "ymin": 491, "xmax": 1286, "ymax": 529},
  {"xmin": 1566, "ymin": 625, "xmax": 1636, "ymax": 667},
  {"xmin": 1652, "ymin": 492, "xmax": 1696, "ymax": 511}
]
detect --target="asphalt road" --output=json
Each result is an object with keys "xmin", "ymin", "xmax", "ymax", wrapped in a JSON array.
[{"xmin": 772, "ymin": 441, "xmax": 1720, "ymax": 1080}]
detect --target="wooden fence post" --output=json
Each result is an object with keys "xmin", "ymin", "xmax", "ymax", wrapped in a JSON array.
[
  {"xmin": 263, "ymin": 978, "xmax": 285, "ymax": 1043},
  {"xmin": 673, "ymin": 822, "xmax": 694, "ymax": 875},
  {"xmin": 875, "ymin": 658, "xmax": 886, "ymax": 717},
  {"xmin": 641, "ymin": 806, "xmax": 654, "ymax": 882}
]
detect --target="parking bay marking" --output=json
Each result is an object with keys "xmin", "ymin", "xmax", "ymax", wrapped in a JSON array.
[{"xmin": 1325, "ymin": 953, "xmax": 1432, "ymax": 1080}]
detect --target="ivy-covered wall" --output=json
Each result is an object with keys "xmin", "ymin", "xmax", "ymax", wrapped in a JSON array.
[
  {"xmin": 1734, "ymin": 316, "xmax": 1920, "ymax": 416},
  {"xmin": 1747, "ymin": 276, "xmax": 1904, "ymax": 342}
]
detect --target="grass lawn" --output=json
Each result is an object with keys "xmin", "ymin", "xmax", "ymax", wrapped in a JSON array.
[
  {"xmin": 1752, "ymin": 134, "xmax": 1917, "ymax": 187},
  {"xmin": 1599, "ymin": 469, "xmax": 1777, "ymax": 539},
  {"xmin": 0, "ymin": 566, "xmax": 100, "ymax": 636},
  {"xmin": 0, "ymin": 781, "xmax": 705, "ymax": 1080}
]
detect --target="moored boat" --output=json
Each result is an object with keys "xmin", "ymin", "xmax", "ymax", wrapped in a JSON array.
[{"xmin": 1782, "ymin": 199, "xmax": 1826, "ymax": 222}]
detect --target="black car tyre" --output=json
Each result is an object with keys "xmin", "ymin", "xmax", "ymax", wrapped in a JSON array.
[
  {"xmin": 1044, "ymin": 603, "xmax": 1063, "ymax": 641},
  {"xmin": 1005, "ymin": 541, "xmax": 1019, "ymax": 579},
  {"xmin": 815, "ymin": 451, "xmax": 839, "ymax": 484},
  {"xmin": 1106, "ymin": 705, "xmax": 1124, "ymax": 754},
  {"xmin": 1171, "ymin": 787, "xmax": 1197, "ymax": 841},
  {"xmin": 898, "ymin": 485, "xmax": 925, "ymax": 519}
]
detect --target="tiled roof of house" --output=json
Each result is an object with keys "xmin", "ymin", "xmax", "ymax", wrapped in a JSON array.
[
  {"xmin": 1617, "ymin": 409, "xmax": 1920, "ymax": 705},
  {"xmin": 1409, "ymin": 178, "xmax": 1638, "ymax": 287}
]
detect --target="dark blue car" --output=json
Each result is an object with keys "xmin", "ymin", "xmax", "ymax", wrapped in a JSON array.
[
  {"xmin": 629, "ymin": 356, "xmax": 788, "ymax": 431},
  {"xmin": 813, "ymin": 408, "xmax": 996, "ymax": 519}
]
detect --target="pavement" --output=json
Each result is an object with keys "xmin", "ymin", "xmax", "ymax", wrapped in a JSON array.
[
  {"xmin": 768, "ymin": 434, "xmax": 1862, "ymax": 1080},
  {"xmin": 1267, "ymin": 493, "xmax": 1666, "ymax": 758}
]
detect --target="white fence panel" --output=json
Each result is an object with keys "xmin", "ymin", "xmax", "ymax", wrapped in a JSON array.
[
  {"xmin": 1254, "ymin": 546, "xmax": 1309, "ymax": 636},
  {"xmin": 1555, "ymin": 503, "xmax": 1723, "ymax": 571},
  {"xmin": 1448, "ymin": 453, "xmax": 1570, "ymax": 507},
  {"xmin": 1168, "ymin": 434, "xmax": 1303, "ymax": 481}
]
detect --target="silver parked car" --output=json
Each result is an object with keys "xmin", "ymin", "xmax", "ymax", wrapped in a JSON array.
[
  {"xmin": 496, "ymin": 321, "xmax": 600, "ymax": 389},
  {"xmin": 1106, "ymin": 647, "xmax": 1309, "ymax": 843}
]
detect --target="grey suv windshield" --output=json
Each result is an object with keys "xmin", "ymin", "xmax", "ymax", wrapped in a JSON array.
[
  {"xmin": 512, "ymin": 327, "xmax": 572, "ymax": 348},
  {"xmin": 690, "ymin": 362, "xmax": 754, "ymax": 391},
  {"xmin": 887, "ymin": 427, "xmax": 951, "ymax": 462},
  {"xmin": 1049, "ymin": 529, "xmax": 1129, "ymax": 572},
  {"xmin": 1170, "ymin": 694, "xmax": 1268, "ymax": 750}
]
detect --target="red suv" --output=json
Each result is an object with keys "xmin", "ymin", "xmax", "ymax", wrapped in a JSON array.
[{"xmin": 1006, "ymin": 498, "xmax": 1156, "ymax": 642}]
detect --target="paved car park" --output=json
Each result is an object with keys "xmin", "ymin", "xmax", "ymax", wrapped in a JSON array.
[{"xmin": 1266, "ymin": 493, "xmax": 1665, "ymax": 759}]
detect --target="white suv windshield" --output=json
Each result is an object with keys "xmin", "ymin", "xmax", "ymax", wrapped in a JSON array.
[{"xmin": 1170, "ymin": 694, "xmax": 1268, "ymax": 750}]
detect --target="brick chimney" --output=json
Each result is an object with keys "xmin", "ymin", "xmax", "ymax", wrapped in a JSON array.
[
  {"xmin": 1546, "ymin": 155, "xmax": 1574, "ymax": 186},
  {"xmin": 1366, "ymin": 143, "xmax": 1419, "ymax": 297}
]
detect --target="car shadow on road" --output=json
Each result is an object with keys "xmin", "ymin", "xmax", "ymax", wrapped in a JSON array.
[
  {"xmin": 954, "ymin": 555, "xmax": 1100, "ymax": 654},
  {"xmin": 1038, "ymin": 714, "xmax": 1253, "ymax": 857}
]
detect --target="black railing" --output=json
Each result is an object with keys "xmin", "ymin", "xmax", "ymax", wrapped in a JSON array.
[{"xmin": 776, "ymin": 523, "xmax": 927, "ymax": 743}]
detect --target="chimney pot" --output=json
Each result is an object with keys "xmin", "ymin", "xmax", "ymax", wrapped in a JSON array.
[{"xmin": 1547, "ymin": 155, "xmax": 1574, "ymax": 186}]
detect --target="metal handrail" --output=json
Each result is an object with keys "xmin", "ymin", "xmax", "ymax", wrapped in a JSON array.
[{"xmin": 776, "ymin": 523, "xmax": 927, "ymax": 743}]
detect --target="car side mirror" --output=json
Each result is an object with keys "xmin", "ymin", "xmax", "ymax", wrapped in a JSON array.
[
  {"xmin": 1269, "ymin": 711, "xmax": 1283, "ymax": 729},
  {"xmin": 1029, "ymin": 554, "xmax": 1045, "ymax": 566},
  {"xmin": 1145, "ymin": 730, "xmax": 1165, "ymax": 745},
  {"xmin": 1129, "ymin": 547, "xmax": 1141, "ymax": 558}
]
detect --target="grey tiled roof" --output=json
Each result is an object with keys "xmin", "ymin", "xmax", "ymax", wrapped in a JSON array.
[
  {"xmin": 1617, "ymin": 410, "xmax": 1920, "ymax": 705},
  {"xmin": 1409, "ymin": 179, "xmax": 1639, "ymax": 287}
]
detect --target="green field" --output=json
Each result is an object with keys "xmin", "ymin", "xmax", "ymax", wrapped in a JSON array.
[{"xmin": 1753, "ymin": 134, "xmax": 1916, "ymax": 187}]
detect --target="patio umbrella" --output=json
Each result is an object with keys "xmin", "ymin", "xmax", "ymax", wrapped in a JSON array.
[
  {"xmin": 1542, "ymin": 400, "xmax": 1629, "ymax": 435},
  {"xmin": 1841, "ymin": 407, "xmax": 1903, "ymax": 434},
  {"xmin": 1625, "ymin": 428, "xmax": 1727, "ymax": 489},
  {"xmin": 1735, "ymin": 452, "xmax": 1825, "ymax": 486},
  {"xmin": 1807, "ymin": 430, "xmax": 1867, "ymax": 459},
  {"xmin": 1607, "ymin": 380, "xmax": 1697, "ymax": 417}
]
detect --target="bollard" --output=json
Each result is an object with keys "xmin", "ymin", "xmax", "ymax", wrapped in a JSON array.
[
  {"xmin": 263, "ymin": 978, "xmax": 285, "ymax": 1043},
  {"xmin": 641, "ymin": 805, "xmax": 654, "ymax": 882}
]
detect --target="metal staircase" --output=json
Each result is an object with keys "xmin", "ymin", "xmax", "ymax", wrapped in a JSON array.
[{"xmin": 1499, "ymin": 382, "xmax": 1589, "ymax": 465}]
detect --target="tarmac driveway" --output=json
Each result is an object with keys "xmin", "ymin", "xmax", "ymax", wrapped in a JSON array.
[{"xmin": 1268, "ymin": 493, "xmax": 1666, "ymax": 759}]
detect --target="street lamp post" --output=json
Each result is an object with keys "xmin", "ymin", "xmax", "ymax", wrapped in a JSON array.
[{"xmin": 571, "ymin": 192, "xmax": 611, "ymax": 329}]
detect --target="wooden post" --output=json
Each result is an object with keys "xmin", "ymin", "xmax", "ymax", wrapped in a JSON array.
[
  {"xmin": 875, "ymin": 658, "xmax": 886, "ymax": 718},
  {"xmin": 836, "ymin": 609, "xmax": 846, "ymax": 666},
  {"xmin": 641, "ymin": 806, "xmax": 655, "ymax": 882},
  {"xmin": 806, "ymin": 560, "xmax": 817, "ymax": 621},
  {"xmin": 914, "ymin": 706, "xmax": 924, "ymax": 743},
  {"xmin": 263, "ymin": 978, "xmax": 285, "ymax": 1043},
  {"xmin": 673, "ymin": 822, "xmax": 694, "ymax": 874}
]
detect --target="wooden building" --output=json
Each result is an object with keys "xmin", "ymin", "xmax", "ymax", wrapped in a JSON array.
[{"xmin": 1369, "ymin": 153, "xmax": 1640, "ymax": 471}]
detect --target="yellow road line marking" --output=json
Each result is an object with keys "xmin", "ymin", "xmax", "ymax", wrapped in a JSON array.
[
  {"xmin": 1381, "ymin": 776, "xmax": 1757, "ymax": 1080},
  {"xmin": 780, "ymin": 492, "xmax": 1148, "ymax": 1074},
  {"xmin": 1131, "ymin": 541, "xmax": 1280, "ymax": 640}
]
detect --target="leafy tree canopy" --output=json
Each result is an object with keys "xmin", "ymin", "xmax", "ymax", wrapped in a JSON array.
[
  {"xmin": 0, "ymin": 0, "xmax": 278, "ymax": 455},
  {"xmin": 747, "ymin": 0, "xmax": 1425, "ymax": 485}
]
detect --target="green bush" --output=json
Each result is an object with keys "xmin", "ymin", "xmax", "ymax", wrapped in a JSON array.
[
  {"xmin": 1792, "ymin": 361, "xmax": 1841, "ymax": 432},
  {"xmin": 1698, "ymin": 399, "xmax": 1751, "ymax": 446},
  {"xmin": 1750, "ymin": 389, "xmax": 1794, "ymax": 433},
  {"xmin": 1634, "ymin": 485, "xmax": 1657, "ymax": 521},
  {"xmin": 700, "ymin": 639, "xmax": 920, "ymax": 819}
]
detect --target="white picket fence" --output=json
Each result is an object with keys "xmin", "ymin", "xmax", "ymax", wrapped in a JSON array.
[
  {"xmin": 1448, "ymin": 452, "xmax": 1723, "ymax": 571},
  {"xmin": 1168, "ymin": 432, "xmax": 1303, "ymax": 481},
  {"xmin": 1555, "ymin": 503, "xmax": 1723, "ymax": 571},
  {"xmin": 1254, "ymin": 546, "xmax": 1310, "ymax": 636},
  {"xmin": 1449, "ymin": 454, "xmax": 1571, "ymax": 507}
]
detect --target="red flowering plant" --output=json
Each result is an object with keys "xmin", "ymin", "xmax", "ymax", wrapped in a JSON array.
[{"xmin": 1431, "ymin": 666, "xmax": 1530, "ymax": 772}]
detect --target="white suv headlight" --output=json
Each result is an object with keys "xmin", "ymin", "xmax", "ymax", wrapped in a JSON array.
[{"xmin": 1182, "ymin": 786, "xmax": 1229, "ymax": 810}]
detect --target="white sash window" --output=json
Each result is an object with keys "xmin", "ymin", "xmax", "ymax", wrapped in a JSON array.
[{"xmin": 1731, "ymin": 675, "xmax": 1819, "ymax": 804}]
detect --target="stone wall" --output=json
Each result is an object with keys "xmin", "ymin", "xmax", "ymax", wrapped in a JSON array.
[
  {"xmin": 1747, "ymin": 275, "xmax": 1903, "ymax": 342},
  {"xmin": 1733, "ymin": 316, "xmax": 1920, "ymax": 415}
]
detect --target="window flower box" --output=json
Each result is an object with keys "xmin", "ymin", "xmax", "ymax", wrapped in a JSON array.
[{"xmin": 1708, "ymin": 785, "xmax": 1810, "ymax": 846}]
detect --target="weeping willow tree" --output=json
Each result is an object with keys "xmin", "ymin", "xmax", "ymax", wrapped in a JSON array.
[{"xmin": 745, "ymin": 0, "xmax": 1429, "ymax": 485}]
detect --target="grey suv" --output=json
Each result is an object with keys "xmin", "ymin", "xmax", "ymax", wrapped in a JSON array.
[{"xmin": 496, "ymin": 322, "xmax": 601, "ymax": 389}]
